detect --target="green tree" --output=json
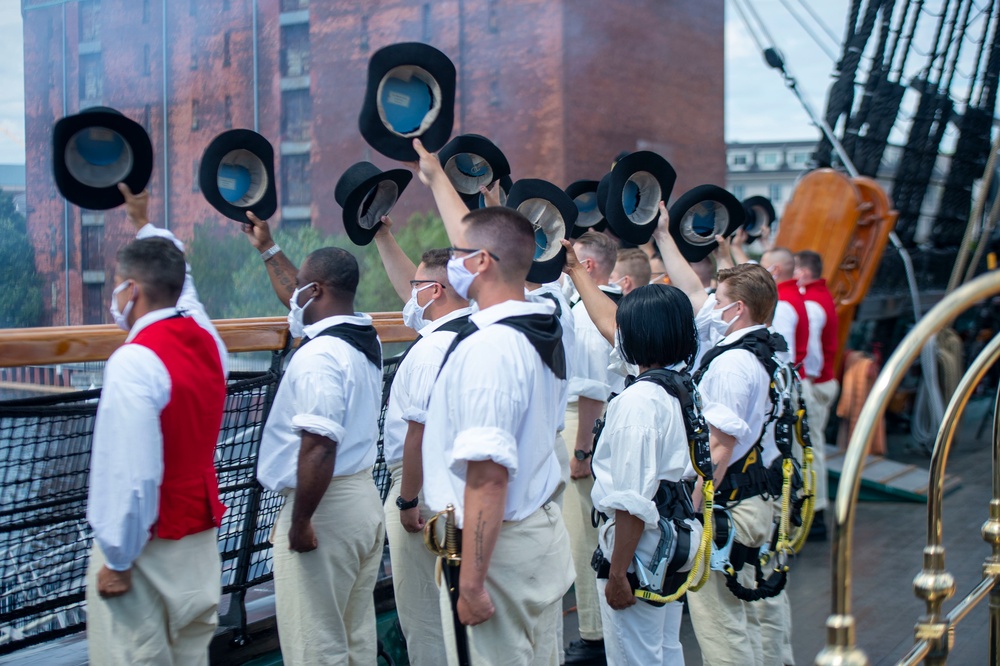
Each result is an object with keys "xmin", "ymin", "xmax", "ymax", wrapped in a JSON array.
[
  {"xmin": 186, "ymin": 211, "xmax": 449, "ymax": 320},
  {"xmin": 0, "ymin": 191, "xmax": 43, "ymax": 328}
]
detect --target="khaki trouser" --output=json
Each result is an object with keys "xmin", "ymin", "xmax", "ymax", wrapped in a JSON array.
[
  {"xmin": 803, "ymin": 378, "xmax": 839, "ymax": 508},
  {"xmin": 687, "ymin": 495, "xmax": 774, "ymax": 666},
  {"xmin": 759, "ymin": 495, "xmax": 794, "ymax": 666},
  {"xmin": 86, "ymin": 528, "xmax": 220, "ymax": 666},
  {"xmin": 562, "ymin": 401, "xmax": 604, "ymax": 642},
  {"xmin": 384, "ymin": 462, "xmax": 448, "ymax": 666},
  {"xmin": 439, "ymin": 502, "xmax": 575, "ymax": 666},
  {"xmin": 272, "ymin": 468, "xmax": 386, "ymax": 666}
]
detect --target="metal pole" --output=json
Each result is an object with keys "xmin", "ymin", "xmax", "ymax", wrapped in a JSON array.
[
  {"xmin": 161, "ymin": 0, "xmax": 169, "ymax": 230},
  {"xmin": 252, "ymin": 0, "xmax": 259, "ymax": 133},
  {"xmin": 987, "ymin": 383, "xmax": 1000, "ymax": 665},
  {"xmin": 62, "ymin": 3, "xmax": 69, "ymax": 326}
]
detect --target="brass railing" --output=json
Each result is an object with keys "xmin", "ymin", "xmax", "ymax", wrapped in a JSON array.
[{"xmin": 816, "ymin": 269, "xmax": 1000, "ymax": 665}]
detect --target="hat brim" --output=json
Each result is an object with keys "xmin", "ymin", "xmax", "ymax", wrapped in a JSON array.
[
  {"xmin": 199, "ymin": 129, "xmax": 278, "ymax": 223},
  {"xmin": 359, "ymin": 43, "xmax": 457, "ymax": 161},
  {"xmin": 341, "ymin": 168, "xmax": 413, "ymax": 246},
  {"xmin": 438, "ymin": 134, "xmax": 511, "ymax": 196},
  {"xmin": 668, "ymin": 185, "xmax": 745, "ymax": 263},
  {"xmin": 604, "ymin": 151, "xmax": 676, "ymax": 245},
  {"xmin": 741, "ymin": 195, "xmax": 776, "ymax": 241},
  {"xmin": 565, "ymin": 179, "xmax": 606, "ymax": 238},
  {"xmin": 507, "ymin": 179, "xmax": 577, "ymax": 284},
  {"xmin": 52, "ymin": 110, "xmax": 153, "ymax": 210}
]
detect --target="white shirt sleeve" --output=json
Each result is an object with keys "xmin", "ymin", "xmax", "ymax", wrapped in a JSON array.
[
  {"xmin": 570, "ymin": 322, "xmax": 614, "ymax": 401},
  {"xmin": 698, "ymin": 356, "xmax": 756, "ymax": 442},
  {"xmin": 804, "ymin": 301, "xmax": 826, "ymax": 379},
  {"xmin": 288, "ymin": 365, "xmax": 349, "ymax": 446},
  {"xmin": 595, "ymin": 420, "xmax": 663, "ymax": 527},
  {"xmin": 87, "ymin": 345, "xmax": 170, "ymax": 571},
  {"xmin": 135, "ymin": 224, "xmax": 229, "ymax": 377},
  {"xmin": 771, "ymin": 301, "xmax": 797, "ymax": 366},
  {"xmin": 398, "ymin": 357, "xmax": 446, "ymax": 425}
]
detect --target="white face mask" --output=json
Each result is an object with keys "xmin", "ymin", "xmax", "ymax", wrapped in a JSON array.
[
  {"xmin": 109, "ymin": 280, "xmax": 135, "ymax": 332},
  {"xmin": 709, "ymin": 301, "xmax": 739, "ymax": 338},
  {"xmin": 287, "ymin": 282, "xmax": 316, "ymax": 339},
  {"xmin": 402, "ymin": 283, "xmax": 436, "ymax": 331},
  {"xmin": 447, "ymin": 250, "xmax": 484, "ymax": 301}
]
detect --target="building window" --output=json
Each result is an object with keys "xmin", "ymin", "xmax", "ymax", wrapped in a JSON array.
[
  {"xmin": 282, "ymin": 154, "xmax": 311, "ymax": 206},
  {"xmin": 360, "ymin": 14, "xmax": 369, "ymax": 52},
  {"xmin": 789, "ymin": 151, "xmax": 810, "ymax": 168},
  {"xmin": 487, "ymin": 0, "xmax": 499, "ymax": 32},
  {"xmin": 193, "ymin": 160, "xmax": 200, "ymax": 193},
  {"xmin": 732, "ymin": 184, "xmax": 745, "ymax": 199},
  {"xmin": 223, "ymin": 0, "xmax": 231, "ymax": 10},
  {"xmin": 142, "ymin": 104, "xmax": 151, "ymax": 132},
  {"xmin": 143, "ymin": 44, "xmax": 151, "ymax": 76},
  {"xmin": 223, "ymin": 31, "xmax": 231, "ymax": 67},
  {"xmin": 83, "ymin": 283, "xmax": 105, "ymax": 325},
  {"xmin": 80, "ymin": 53, "xmax": 102, "ymax": 101},
  {"xmin": 769, "ymin": 183, "xmax": 782, "ymax": 202},
  {"xmin": 191, "ymin": 99, "xmax": 200, "ymax": 130},
  {"xmin": 142, "ymin": 0, "xmax": 150, "ymax": 23},
  {"xmin": 281, "ymin": 0, "xmax": 309, "ymax": 11},
  {"xmin": 281, "ymin": 24, "xmax": 310, "ymax": 77},
  {"xmin": 225, "ymin": 95, "xmax": 233, "ymax": 129},
  {"xmin": 282, "ymin": 89, "xmax": 312, "ymax": 141},
  {"xmin": 759, "ymin": 151, "xmax": 780, "ymax": 168},
  {"xmin": 191, "ymin": 39, "xmax": 198, "ymax": 70},
  {"xmin": 489, "ymin": 75, "xmax": 501, "ymax": 107},
  {"xmin": 79, "ymin": 0, "xmax": 100, "ymax": 42},
  {"xmin": 190, "ymin": 0, "xmax": 197, "ymax": 17},
  {"xmin": 282, "ymin": 217, "xmax": 310, "ymax": 231},
  {"xmin": 81, "ymin": 222, "xmax": 103, "ymax": 272},
  {"xmin": 731, "ymin": 153, "xmax": 748, "ymax": 166},
  {"xmin": 422, "ymin": 4, "xmax": 432, "ymax": 42}
]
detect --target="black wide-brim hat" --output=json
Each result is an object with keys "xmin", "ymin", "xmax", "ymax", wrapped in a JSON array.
[
  {"xmin": 507, "ymin": 179, "xmax": 577, "ymax": 284},
  {"xmin": 335, "ymin": 161, "xmax": 412, "ymax": 246},
  {"xmin": 52, "ymin": 107, "xmax": 153, "ymax": 210},
  {"xmin": 462, "ymin": 174, "xmax": 513, "ymax": 210},
  {"xmin": 668, "ymin": 185, "xmax": 746, "ymax": 263},
  {"xmin": 199, "ymin": 129, "xmax": 278, "ymax": 223},
  {"xmin": 742, "ymin": 195, "xmax": 777, "ymax": 241},
  {"xmin": 605, "ymin": 151, "xmax": 676, "ymax": 245},
  {"xmin": 438, "ymin": 134, "xmax": 510, "ymax": 197},
  {"xmin": 359, "ymin": 42, "xmax": 457, "ymax": 161},
  {"xmin": 566, "ymin": 180, "xmax": 606, "ymax": 238}
]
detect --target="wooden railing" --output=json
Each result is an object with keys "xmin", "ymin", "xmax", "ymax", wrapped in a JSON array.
[{"xmin": 0, "ymin": 313, "xmax": 415, "ymax": 368}]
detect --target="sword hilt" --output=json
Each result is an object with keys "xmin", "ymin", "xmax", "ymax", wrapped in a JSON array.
[{"xmin": 424, "ymin": 503, "xmax": 461, "ymax": 564}]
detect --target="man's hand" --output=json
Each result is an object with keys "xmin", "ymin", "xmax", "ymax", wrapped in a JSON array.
[
  {"xmin": 117, "ymin": 183, "xmax": 149, "ymax": 231},
  {"xmin": 758, "ymin": 223, "xmax": 773, "ymax": 250},
  {"xmin": 97, "ymin": 565, "xmax": 132, "ymax": 598},
  {"xmin": 570, "ymin": 455, "xmax": 592, "ymax": 480},
  {"xmin": 408, "ymin": 138, "xmax": 445, "ymax": 188},
  {"xmin": 400, "ymin": 507, "xmax": 426, "ymax": 533},
  {"xmin": 560, "ymin": 239, "xmax": 582, "ymax": 274},
  {"xmin": 605, "ymin": 572, "xmax": 637, "ymax": 610},
  {"xmin": 655, "ymin": 200, "xmax": 670, "ymax": 238},
  {"xmin": 714, "ymin": 234, "xmax": 735, "ymax": 271},
  {"xmin": 288, "ymin": 519, "xmax": 318, "ymax": 553},
  {"xmin": 733, "ymin": 226, "xmax": 749, "ymax": 247},
  {"xmin": 479, "ymin": 181, "xmax": 502, "ymax": 208},
  {"xmin": 241, "ymin": 211, "xmax": 275, "ymax": 252},
  {"xmin": 458, "ymin": 584, "xmax": 496, "ymax": 625}
]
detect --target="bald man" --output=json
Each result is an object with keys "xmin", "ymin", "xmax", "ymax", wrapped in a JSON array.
[
  {"xmin": 610, "ymin": 248, "xmax": 652, "ymax": 296},
  {"xmin": 760, "ymin": 248, "xmax": 809, "ymax": 372}
]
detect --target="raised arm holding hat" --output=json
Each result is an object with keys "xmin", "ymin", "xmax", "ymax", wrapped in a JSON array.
[{"xmin": 372, "ymin": 217, "xmax": 473, "ymax": 665}]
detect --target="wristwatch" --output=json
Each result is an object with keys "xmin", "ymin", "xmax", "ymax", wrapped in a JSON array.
[
  {"xmin": 396, "ymin": 495, "xmax": 420, "ymax": 511},
  {"xmin": 574, "ymin": 449, "xmax": 593, "ymax": 461}
]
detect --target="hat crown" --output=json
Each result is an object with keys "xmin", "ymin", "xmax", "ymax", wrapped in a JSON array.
[{"xmin": 335, "ymin": 162, "xmax": 384, "ymax": 206}]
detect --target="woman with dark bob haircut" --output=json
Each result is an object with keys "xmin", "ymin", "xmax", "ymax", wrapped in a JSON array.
[{"xmin": 590, "ymin": 283, "xmax": 702, "ymax": 664}]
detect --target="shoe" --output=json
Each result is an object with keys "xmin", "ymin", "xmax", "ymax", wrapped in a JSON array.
[
  {"xmin": 807, "ymin": 510, "xmax": 828, "ymax": 542},
  {"xmin": 564, "ymin": 638, "xmax": 607, "ymax": 665}
]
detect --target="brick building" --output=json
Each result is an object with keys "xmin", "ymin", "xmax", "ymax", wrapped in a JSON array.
[{"xmin": 22, "ymin": 0, "xmax": 725, "ymax": 326}]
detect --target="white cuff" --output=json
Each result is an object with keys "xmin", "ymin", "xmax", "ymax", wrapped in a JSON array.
[
  {"xmin": 452, "ymin": 426, "xmax": 519, "ymax": 478},
  {"xmin": 291, "ymin": 414, "xmax": 346, "ymax": 445},
  {"xmin": 597, "ymin": 491, "xmax": 660, "ymax": 528},
  {"xmin": 400, "ymin": 406, "xmax": 428, "ymax": 425},
  {"xmin": 701, "ymin": 402, "xmax": 753, "ymax": 441},
  {"xmin": 569, "ymin": 377, "xmax": 611, "ymax": 402}
]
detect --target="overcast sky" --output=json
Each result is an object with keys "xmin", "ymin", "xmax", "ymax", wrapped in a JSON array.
[{"xmin": 0, "ymin": 1, "xmax": 849, "ymax": 165}]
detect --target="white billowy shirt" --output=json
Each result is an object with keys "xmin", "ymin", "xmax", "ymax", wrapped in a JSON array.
[
  {"xmin": 256, "ymin": 314, "xmax": 382, "ymax": 494},
  {"xmin": 135, "ymin": 224, "xmax": 228, "ymax": 372},
  {"xmin": 803, "ymin": 300, "xmax": 826, "ymax": 380},
  {"xmin": 591, "ymin": 370, "xmax": 697, "ymax": 564},
  {"xmin": 382, "ymin": 307, "xmax": 473, "ymax": 466},
  {"xmin": 422, "ymin": 299, "xmax": 565, "ymax": 528},
  {"xmin": 568, "ymin": 284, "xmax": 625, "ymax": 403},
  {"xmin": 87, "ymin": 307, "xmax": 225, "ymax": 571},
  {"xmin": 526, "ymin": 281, "xmax": 576, "ymax": 430},
  {"xmin": 695, "ymin": 321, "xmax": 779, "ymax": 467},
  {"xmin": 771, "ymin": 301, "xmax": 798, "ymax": 366}
]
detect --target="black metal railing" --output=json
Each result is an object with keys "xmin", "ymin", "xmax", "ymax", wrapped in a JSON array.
[{"xmin": 0, "ymin": 350, "xmax": 403, "ymax": 654}]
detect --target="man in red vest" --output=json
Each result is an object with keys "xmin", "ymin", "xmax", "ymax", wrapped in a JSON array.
[
  {"xmin": 86, "ymin": 185, "xmax": 228, "ymax": 666},
  {"xmin": 761, "ymin": 247, "xmax": 810, "ymax": 375},
  {"xmin": 795, "ymin": 250, "xmax": 840, "ymax": 540}
]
